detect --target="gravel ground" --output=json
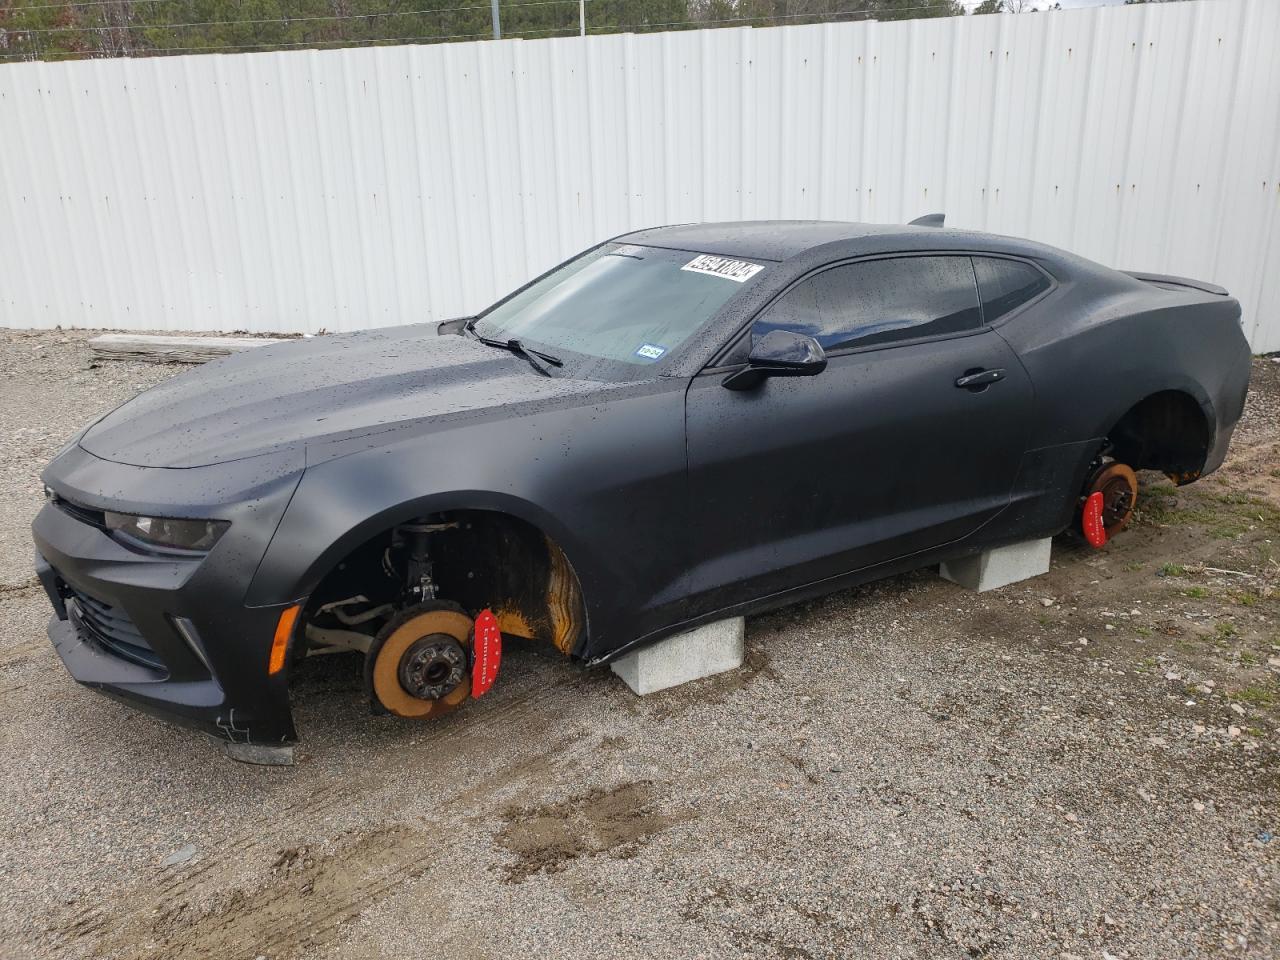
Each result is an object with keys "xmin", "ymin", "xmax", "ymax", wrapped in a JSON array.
[{"xmin": 0, "ymin": 328, "xmax": 1277, "ymax": 960}]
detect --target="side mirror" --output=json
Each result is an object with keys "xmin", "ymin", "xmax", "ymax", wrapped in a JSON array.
[{"xmin": 722, "ymin": 329, "xmax": 828, "ymax": 391}]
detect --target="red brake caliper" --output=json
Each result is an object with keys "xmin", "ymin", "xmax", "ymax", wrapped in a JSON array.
[
  {"xmin": 471, "ymin": 608, "xmax": 502, "ymax": 698},
  {"xmin": 1082, "ymin": 491, "xmax": 1107, "ymax": 549}
]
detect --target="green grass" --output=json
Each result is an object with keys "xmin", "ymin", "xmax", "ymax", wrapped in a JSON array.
[
  {"xmin": 1139, "ymin": 489, "xmax": 1280, "ymax": 537},
  {"xmin": 1182, "ymin": 586, "xmax": 1208, "ymax": 599},
  {"xmin": 1210, "ymin": 523, "xmax": 1250, "ymax": 540},
  {"xmin": 1214, "ymin": 622, "xmax": 1238, "ymax": 639},
  {"xmin": 1229, "ymin": 685, "xmax": 1278, "ymax": 709},
  {"xmin": 1137, "ymin": 500, "xmax": 1179, "ymax": 526},
  {"xmin": 1160, "ymin": 562, "xmax": 1186, "ymax": 577},
  {"xmin": 1203, "ymin": 490, "xmax": 1255, "ymax": 506}
]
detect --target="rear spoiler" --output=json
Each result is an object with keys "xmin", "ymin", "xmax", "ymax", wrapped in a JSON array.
[{"xmin": 1123, "ymin": 271, "xmax": 1229, "ymax": 297}]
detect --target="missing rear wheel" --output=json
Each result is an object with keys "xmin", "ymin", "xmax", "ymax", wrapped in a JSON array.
[{"xmin": 1085, "ymin": 461, "xmax": 1138, "ymax": 536}]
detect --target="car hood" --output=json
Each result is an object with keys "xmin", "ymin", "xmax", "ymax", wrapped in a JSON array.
[{"xmin": 80, "ymin": 326, "xmax": 613, "ymax": 468}]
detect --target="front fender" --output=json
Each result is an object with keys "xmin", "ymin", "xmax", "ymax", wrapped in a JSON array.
[
  {"xmin": 245, "ymin": 477, "xmax": 592, "ymax": 610},
  {"xmin": 242, "ymin": 377, "xmax": 691, "ymax": 658}
]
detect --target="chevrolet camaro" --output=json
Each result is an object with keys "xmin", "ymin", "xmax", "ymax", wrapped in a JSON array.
[{"xmin": 33, "ymin": 220, "xmax": 1251, "ymax": 762}]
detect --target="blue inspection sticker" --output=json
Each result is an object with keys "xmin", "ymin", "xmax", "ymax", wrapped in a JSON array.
[{"xmin": 634, "ymin": 343, "xmax": 667, "ymax": 361}]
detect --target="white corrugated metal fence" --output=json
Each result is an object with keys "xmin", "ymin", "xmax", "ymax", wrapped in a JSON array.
[{"xmin": 2, "ymin": 0, "xmax": 1278, "ymax": 348}]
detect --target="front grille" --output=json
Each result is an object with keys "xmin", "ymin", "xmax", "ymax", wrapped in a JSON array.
[
  {"xmin": 65, "ymin": 584, "xmax": 167, "ymax": 673},
  {"xmin": 52, "ymin": 496, "xmax": 107, "ymax": 530}
]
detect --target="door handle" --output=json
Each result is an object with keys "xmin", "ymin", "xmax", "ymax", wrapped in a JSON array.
[{"xmin": 955, "ymin": 368, "xmax": 1005, "ymax": 390}]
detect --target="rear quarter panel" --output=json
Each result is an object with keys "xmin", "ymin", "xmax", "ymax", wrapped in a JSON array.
[
  {"xmin": 980, "ymin": 266, "xmax": 1249, "ymax": 542},
  {"xmin": 997, "ymin": 273, "xmax": 1250, "ymax": 452}
]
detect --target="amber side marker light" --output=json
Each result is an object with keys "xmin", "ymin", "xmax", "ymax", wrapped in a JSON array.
[{"xmin": 269, "ymin": 604, "xmax": 301, "ymax": 675}]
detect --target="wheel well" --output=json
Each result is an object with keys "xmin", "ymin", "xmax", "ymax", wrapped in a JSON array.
[
  {"xmin": 1107, "ymin": 390, "xmax": 1211, "ymax": 485},
  {"xmin": 304, "ymin": 510, "xmax": 587, "ymax": 657}
]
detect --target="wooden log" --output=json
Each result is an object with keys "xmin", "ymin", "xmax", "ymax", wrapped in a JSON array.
[{"xmin": 88, "ymin": 333, "xmax": 286, "ymax": 365}]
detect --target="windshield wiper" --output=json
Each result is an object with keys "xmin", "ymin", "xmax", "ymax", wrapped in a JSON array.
[
  {"xmin": 506, "ymin": 339, "xmax": 562, "ymax": 376},
  {"xmin": 465, "ymin": 321, "xmax": 563, "ymax": 377}
]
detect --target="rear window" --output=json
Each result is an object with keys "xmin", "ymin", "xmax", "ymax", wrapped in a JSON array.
[{"xmin": 973, "ymin": 257, "xmax": 1051, "ymax": 322}]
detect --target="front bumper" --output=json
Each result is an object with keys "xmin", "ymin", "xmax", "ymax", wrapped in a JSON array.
[{"xmin": 33, "ymin": 444, "xmax": 305, "ymax": 746}]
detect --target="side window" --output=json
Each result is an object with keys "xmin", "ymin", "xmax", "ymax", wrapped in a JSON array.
[
  {"xmin": 973, "ymin": 256, "xmax": 1051, "ymax": 322},
  {"xmin": 753, "ymin": 256, "xmax": 982, "ymax": 352}
]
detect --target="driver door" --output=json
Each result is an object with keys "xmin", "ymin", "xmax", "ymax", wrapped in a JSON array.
[{"xmin": 682, "ymin": 254, "xmax": 1033, "ymax": 613}]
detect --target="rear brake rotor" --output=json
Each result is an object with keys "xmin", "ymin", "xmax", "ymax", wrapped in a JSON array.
[
  {"xmin": 1086, "ymin": 461, "xmax": 1139, "ymax": 537},
  {"xmin": 368, "ymin": 604, "xmax": 474, "ymax": 719}
]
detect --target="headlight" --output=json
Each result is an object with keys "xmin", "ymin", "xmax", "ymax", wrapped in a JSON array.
[{"xmin": 104, "ymin": 512, "xmax": 229, "ymax": 552}]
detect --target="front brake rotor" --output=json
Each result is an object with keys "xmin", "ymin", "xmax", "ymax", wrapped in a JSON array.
[
  {"xmin": 1085, "ymin": 461, "xmax": 1139, "ymax": 537},
  {"xmin": 366, "ymin": 602, "xmax": 473, "ymax": 719}
]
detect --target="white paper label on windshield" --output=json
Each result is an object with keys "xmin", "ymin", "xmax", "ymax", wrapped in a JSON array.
[
  {"xmin": 681, "ymin": 254, "xmax": 764, "ymax": 283},
  {"xmin": 634, "ymin": 343, "xmax": 667, "ymax": 361}
]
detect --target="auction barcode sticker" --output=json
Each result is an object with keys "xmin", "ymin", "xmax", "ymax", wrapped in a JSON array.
[{"xmin": 681, "ymin": 254, "xmax": 764, "ymax": 283}]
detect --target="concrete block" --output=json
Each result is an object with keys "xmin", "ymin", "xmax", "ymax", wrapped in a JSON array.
[
  {"xmin": 940, "ymin": 538, "xmax": 1052, "ymax": 593},
  {"xmin": 611, "ymin": 617, "xmax": 745, "ymax": 696}
]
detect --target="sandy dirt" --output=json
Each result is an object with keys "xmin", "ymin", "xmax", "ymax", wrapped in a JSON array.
[{"xmin": 0, "ymin": 328, "xmax": 1276, "ymax": 960}]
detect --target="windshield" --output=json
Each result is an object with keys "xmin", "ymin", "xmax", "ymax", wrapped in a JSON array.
[{"xmin": 472, "ymin": 243, "xmax": 767, "ymax": 378}]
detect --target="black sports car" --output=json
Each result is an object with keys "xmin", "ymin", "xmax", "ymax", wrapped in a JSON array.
[{"xmin": 33, "ymin": 221, "xmax": 1251, "ymax": 760}]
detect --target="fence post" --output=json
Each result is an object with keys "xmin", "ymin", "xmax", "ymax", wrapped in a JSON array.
[{"xmin": 492, "ymin": 0, "xmax": 501, "ymax": 39}]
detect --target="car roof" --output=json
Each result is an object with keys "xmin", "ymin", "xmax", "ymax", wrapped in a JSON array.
[{"xmin": 617, "ymin": 220, "xmax": 1061, "ymax": 265}]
